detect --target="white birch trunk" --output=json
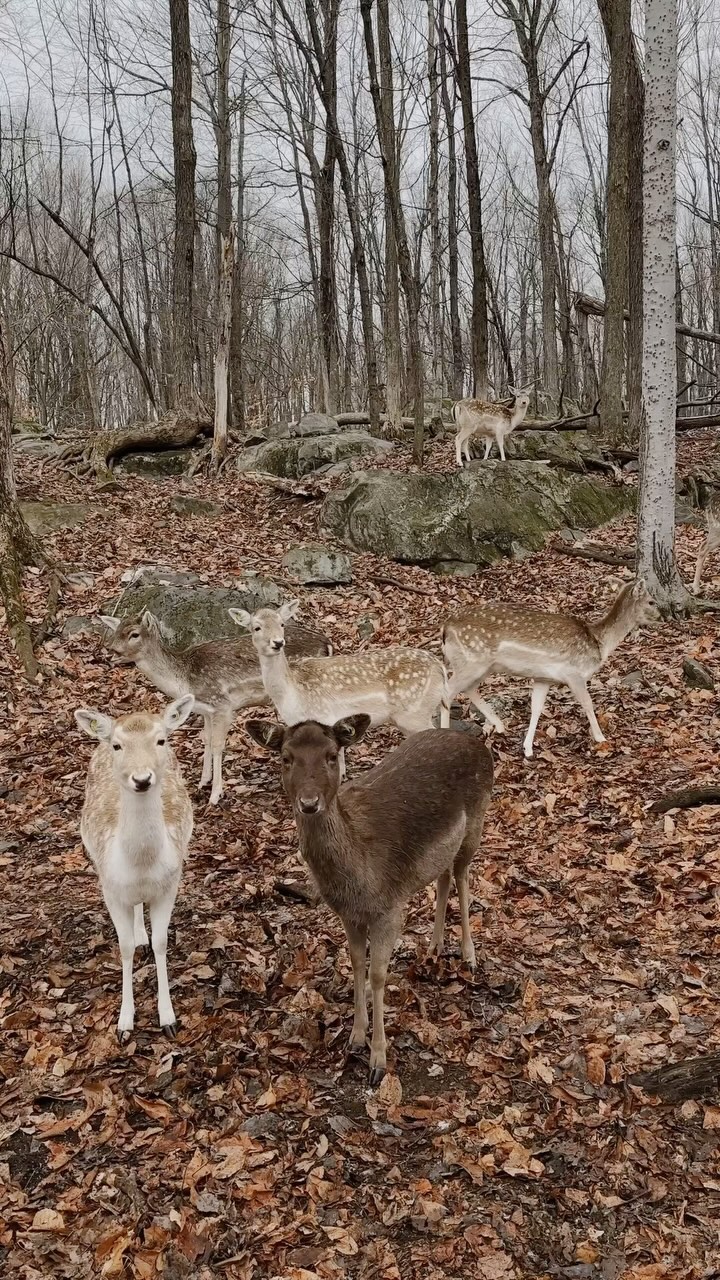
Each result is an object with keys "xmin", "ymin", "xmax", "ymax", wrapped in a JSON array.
[
  {"xmin": 636, "ymin": 0, "xmax": 688, "ymax": 610},
  {"xmin": 211, "ymin": 228, "xmax": 234, "ymax": 471}
]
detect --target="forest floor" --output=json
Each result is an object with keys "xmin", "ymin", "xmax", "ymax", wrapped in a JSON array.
[{"xmin": 1, "ymin": 432, "xmax": 719, "ymax": 1280}]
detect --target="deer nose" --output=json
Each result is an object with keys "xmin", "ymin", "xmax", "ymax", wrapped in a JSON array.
[
  {"xmin": 131, "ymin": 773, "xmax": 154, "ymax": 793},
  {"xmin": 298, "ymin": 794, "xmax": 322, "ymax": 814},
  {"xmin": 271, "ymin": 639, "xmax": 285, "ymax": 652}
]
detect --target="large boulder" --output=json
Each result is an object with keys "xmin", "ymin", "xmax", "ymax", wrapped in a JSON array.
[
  {"xmin": 322, "ymin": 463, "xmax": 635, "ymax": 568},
  {"xmin": 115, "ymin": 449, "xmax": 202, "ymax": 477},
  {"xmin": 506, "ymin": 429, "xmax": 607, "ymax": 471},
  {"xmin": 236, "ymin": 431, "xmax": 393, "ymax": 479},
  {"xmin": 110, "ymin": 566, "xmax": 285, "ymax": 647}
]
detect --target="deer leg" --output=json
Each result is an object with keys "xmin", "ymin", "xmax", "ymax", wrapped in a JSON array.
[
  {"xmin": 692, "ymin": 544, "xmax": 709, "ymax": 595},
  {"xmin": 199, "ymin": 714, "xmax": 213, "ymax": 788},
  {"xmin": 134, "ymin": 903, "xmax": 149, "ymax": 948},
  {"xmin": 523, "ymin": 680, "xmax": 550, "ymax": 758},
  {"xmin": 429, "ymin": 869, "xmax": 452, "ymax": 958},
  {"xmin": 455, "ymin": 434, "xmax": 465, "ymax": 467},
  {"xmin": 566, "ymin": 675, "xmax": 606, "ymax": 744},
  {"xmin": 466, "ymin": 688, "xmax": 506, "ymax": 733},
  {"xmin": 343, "ymin": 920, "xmax": 369, "ymax": 1051},
  {"xmin": 209, "ymin": 711, "xmax": 233, "ymax": 805},
  {"xmin": 105, "ymin": 896, "xmax": 136, "ymax": 1037},
  {"xmin": 454, "ymin": 854, "xmax": 476, "ymax": 969},
  {"xmin": 149, "ymin": 885, "xmax": 179, "ymax": 1032},
  {"xmin": 498, "ymin": 435, "xmax": 506, "ymax": 462},
  {"xmin": 367, "ymin": 911, "xmax": 404, "ymax": 1085},
  {"xmin": 483, "ymin": 438, "xmax": 492, "ymax": 460}
]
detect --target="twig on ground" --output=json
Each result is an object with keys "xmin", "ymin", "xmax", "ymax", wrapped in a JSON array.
[{"xmin": 648, "ymin": 786, "xmax": 720, "ymax": 814}]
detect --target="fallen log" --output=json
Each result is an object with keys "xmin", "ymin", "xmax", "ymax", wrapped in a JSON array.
[
  {"xmin": 648, "ymin": 786, "xmax": 720, "ymax": 814},
  {"xmin": 553, "ymin": 543, "xmax": 636, "ymax": 568},
  {"xmin": 57, "ymin": 408, "xmax": 213, "ymax": 483},
  {"xmin": 576, "ymin": 291, "xmax": 720, "ymax": 348},
  {"xmin": 631, "ymin": 1053, "xmax": 720, "ymax": 1101}
]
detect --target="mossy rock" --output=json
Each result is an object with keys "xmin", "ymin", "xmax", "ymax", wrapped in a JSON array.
[
  {"xmin": 170, "ymin": 495, "xmax": 224, "ymax": 518},
  {"xmin": 236, "ymin": 431, "xmax": 394, "ymax": 479},
  {"xmin": 20, "ymin": 501, "xmax": 99, "ymax": 536},
  {"xmin": 322, "ymin": 463, "xmax": 635, "ymax": 567},
  {"xmin": 115, "ymin": 450, "xmax": 200, "ymax": 477},
  {"xmin": 112, "ymin": 568, "xmax": 285, "ymax": 647}
]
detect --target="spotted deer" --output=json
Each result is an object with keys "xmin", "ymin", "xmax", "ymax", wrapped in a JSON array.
[
  {"xmin": 100, "ymin": 612, "xmax": 331, "ymax": 804},
  {"xmin": 246, "ymin": 716, "xmax": 493, "ymax": 1083},
  {"xmin": 230, "ymin": 602, "xmax": 450, "ymax": 774},
  {"xmin": 453, "ymin": 389, "xmax": 530, "ymax": 466},
  {"xmin": 74, "ymin": 696, "xmax": 195, "ymax": 1038},
  {"xmin": 692, "ymin": 509, "xmax": 720, "ymax": 595},
  {"xmin": 442, "ymin": 579, "xmax": 659, "ymax": 757}
]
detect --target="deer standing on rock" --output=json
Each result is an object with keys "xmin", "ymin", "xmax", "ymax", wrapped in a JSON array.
[
  {"xmin": 230, "ymin": 601, "xmax": 450, "ymax": 774},
  {"xmin": 246, "ymin": 716, "xmax": 493, "ymax": 1083},
  {"xmin": 100, "ymin": 611, "xmax": 331, "ymax": 804},
  {"xmin": 74, "ymin": 695, "xmax": 195, "ymax": 1038},
  {"xmin": 442, "ymin": 579, "xmax": 659, "ymax": 757},
  {"xmin": 453, "ymin": 389, "xmax": 530, "ymax": 466}
]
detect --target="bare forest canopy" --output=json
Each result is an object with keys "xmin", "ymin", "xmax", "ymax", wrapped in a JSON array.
[{"xmin": 1, "ymin": 0, "xmax": 720, "ymax": 441}]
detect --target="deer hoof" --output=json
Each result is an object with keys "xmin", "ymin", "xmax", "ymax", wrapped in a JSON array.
[
  {"xmin": 162, "ymin": 1021, "xmax": 178, "ymax": 1040},
  {"xmin": 116, "ymin": 1028, "xmax": 133, "ymax": 1045},
  {"xmin": 369, "ymin": 1065, "xmax": 386, "ymax": 1088}
]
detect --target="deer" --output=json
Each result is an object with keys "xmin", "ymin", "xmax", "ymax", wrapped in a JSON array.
[
  {"xmin": 442, "ymin": 578, "xmax": 659, "ymax": 758},
  {"xmin": 246, "ymin": 715, "xmax": 493, "ymax": 1083},
  {"xmin": 692, "ymin": 509, "xmax": 720, "ymax": 595},
  {"xmin": 74, "ymin": 695, "xmax": 195, "ymax": 1039},
  {"xmin": 100, "ymin": 611, "xmax": 331, "ymax": 805},
  {"xmin": 229, "ymin": 601, "xmax": 450, "ymax": 776},
  {"xmin": 452, "ymin": 389, "xmax": 530, "ymax": 466}
]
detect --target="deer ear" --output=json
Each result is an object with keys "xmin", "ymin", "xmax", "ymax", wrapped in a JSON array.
[
  {"xmin": 98, "ymin": 615, "xmax": 121, "ymax": 633},
  {"xmin": 141, "ymin": 609, "xmax": 174, "ymax": 639},
  {"xmin": 75, "ymin": 708, "xmax": 114, "ymax": 740},
  {"xmin": 246, "ymin": 720, "xmax": 285, "ymax": 751},
  {"xmin": 278, "ymin": 599, "xmax": 300, "ymax": 624},
  {"xmin": 164, "ymin": 694, "xmax": 195, "ymax": 731},
  {"xmin": 229, "ymin": 607, "xmax": 253, "ymax": 630},
  {"xmin": 632, "ymin": 577, "xmax": 649, "ymax": 598},
  {"xmin": 332, "ymin": 714, "xmax": 371, "ymax": 746}
]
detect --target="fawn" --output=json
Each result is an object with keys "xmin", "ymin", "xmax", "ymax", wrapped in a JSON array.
[
  {"xmin": 230, "ymin": 601, "xmax": 450, "ymax": 773},
  {"xmin": 443, "ymin": 579, "xmax": 659, "ymax": 757},
  {"xmin": 246, "ymin": 715, "xmax": 493, "ymax": 1083},
  {"xmin": 100, "ymin": 611, "xmax": 331, "ymax": 804},
  {"xmin": 453, "ymin": 390, "xmax": 530, "ymax": 466},
  {"xmin": 75, "ymin": 695, "xmax": 195, "ymax": 1038}
]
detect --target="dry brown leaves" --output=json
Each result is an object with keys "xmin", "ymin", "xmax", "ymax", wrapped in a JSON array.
[{"xmin": 0, "ymin": 433, "xmax": 719, "ymax": 1278}]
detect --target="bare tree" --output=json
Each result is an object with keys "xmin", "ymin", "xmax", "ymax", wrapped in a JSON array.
[
  {"xmin": 454, "ymin": 0, "xmax": 488, "ymax": 396},
  {"xmin": 169, "ymin": 0, "xmax": 199, "ymax": 408},
  {"xmin": 637, "ymin": 0, "xmax": 688, "ymax": 610},
  {"xmin": 0, "ymin": 318, "xmax": 39, "ymax": 678}
]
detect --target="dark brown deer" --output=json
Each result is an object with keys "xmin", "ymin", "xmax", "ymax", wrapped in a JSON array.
[{"xmin": 246, "ymin": 716, "xmax": 493, "ymax": 1084}]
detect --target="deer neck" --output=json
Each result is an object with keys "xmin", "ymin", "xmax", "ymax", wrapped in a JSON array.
[
  {"xmin": 257, "ymin": 647, "xmax": 295, "ymax": 711},
  {"xmin": 117, "ymin": 785, "xmax": 167, "ymax": 865},
  {"xmin": 590, "ymin": 591, "xmax": 637, "ymax": 663},
  {"xmin": 511, "ymin": 404, "xmax": 527, "ymax": 430},
  {"xmin": 136, "ymin": 638, "xmax": 190, "ymax": 699},
  {"xmin": 297, "ymin": 801, "xmax": 360, "ymax": 906}
]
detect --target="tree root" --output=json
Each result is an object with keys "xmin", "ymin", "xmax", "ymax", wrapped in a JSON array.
[
  {"xmin": 648, "ymin": 787, "xmax": 720, "ymax": 814},
  {"xmin": 53, "ymin": 407, "xmax": 213, "ymax": 484}
]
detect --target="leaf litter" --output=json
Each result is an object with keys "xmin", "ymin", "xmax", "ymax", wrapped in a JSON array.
[{"xmin": 0, "ymin": 435, "xmax": 719, "ymax": 1278}]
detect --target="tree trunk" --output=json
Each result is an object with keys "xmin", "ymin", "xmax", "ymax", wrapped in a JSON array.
[
  {"xmin": 316, "ymin": 0, "xmax": 341, "ymax": 417},
  {"xmin": 626, "ymin": 31, "xmax": 645, "ymax": 437},
  {"xmin": 377, "ymin": 0, "xmax": 404, "ymax": 437},
  {"xmin": 427, "ymin": 0, "xmax": 442, "ymax": 400},
  {"xmin": 675, "ymin": 255, "xmax": 688, "ymax": 404},
  {"xmin": 230, "ymin": 76, "xmax": 247, "ymax": 432},
  {"xmin": 212, "ymin": 230, "xmax": 234, "ymax": 471},
  {"xmin": 637, "ymin": 0, "xmax": 688, "ymax": 612},
  {"xmin": 455, "ymin": 0, "xmax": 488, "ymax": 397},
  {"xmin": 0, "ymin": 320, "xmax": 39, "ymax": 679},
  {"xmin": 360, "ymin": 0, "xmax": 425, "ymax": 462},
  {"xmin": 439, "ymin": 0, "xmax": 463, "ymax": 398},
  {"xmin": 169, "ymin": 0, "xmax": 198, "ymax": 408},
  {"xmin": 598, "ymin": 0, "xmax": 629, "ymax": 445},
  {"xmin": 528, "ymin": 77, "xmax": 559, "ymax": 403}
]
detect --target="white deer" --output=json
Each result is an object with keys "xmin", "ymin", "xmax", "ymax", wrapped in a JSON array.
[{"xmin": 74, "ymin": 695, "xmax": 195, "ymax": 1038}]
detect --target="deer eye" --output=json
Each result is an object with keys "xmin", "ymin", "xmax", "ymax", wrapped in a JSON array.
[
  {"xmin": 112, "ymin": 743, "xmax": 122, "ymax": 752},
  {"xmin": 254, "ymin": 625, "xmax": 261, "ymax": 632},
  {"xmin": 157, "ymin": 738, "xmax": 166, "ymax": 746},
  {"xmin": 128, "ymin": 631, "xmax": 140, "ymax": 640},
  {"xmin": 281, "ymin": 755, "xmax": 291, "ymax": 767},
  {"xmin": 326, "ymin": 754, "xmax": 338, "ymax": 766}
]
